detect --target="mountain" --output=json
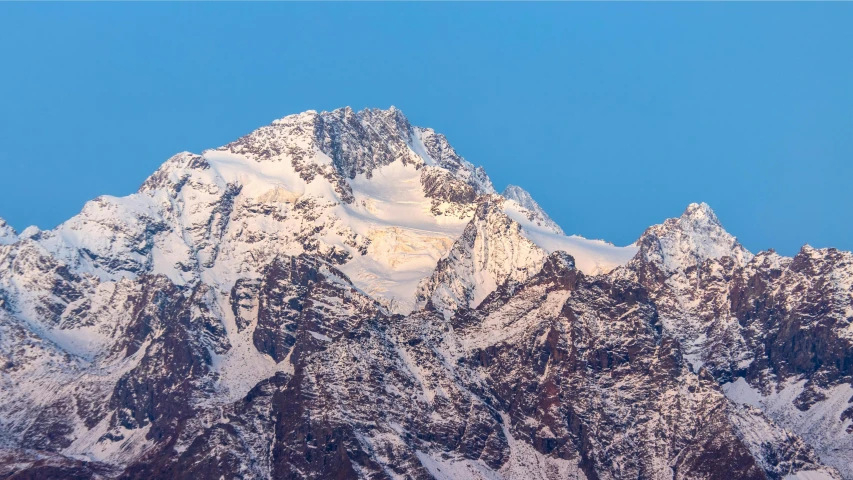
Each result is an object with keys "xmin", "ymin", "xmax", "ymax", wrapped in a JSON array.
[{"xmin": 0, "ymin": 107, "xmax": 849, "ymax": 480}]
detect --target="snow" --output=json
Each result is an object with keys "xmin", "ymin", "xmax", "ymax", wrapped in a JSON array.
[
  {"xmin": 465, "ymin": 290, "xmax": 571, "ymax": 351},
  {"xmin": 336, "ymin": 160, "xmax": 470, "ymax": 312},
  {"xmin": 503, "ymin": 200, "xmax": 637, "ymax": 275},
  {"xmin": 502, "ymin": 185, "xmax": 563, "ymax": 235},
  {"xmin": 784, "ymin": 472, "xmax": 838, "ymax": 480},
  {"xmin": 5, "ymin": 107, "xmax": 635, "ymax": 319},
  {"xmin": 18, "ymin": 226, "xmax": 40, "ymax": 239},
  {"xmin": 5, "ymin": 106, "xmax": 845, "ymax": 479},
  {"xmin": 416, "ymin": 451, "xmax": 502, "ymax": 480},
  {"xmin": 724, "ymin": 377, "xmax": 853, "ymax": 478},
  {"xmin": 412, "ymin": 127, "xmax": 496, "ymax": 195},
  {"xmin": 408, "ymin": 128, "xmax": 438, "ymax": 167},
  {"xmin": 414, "ymin": 414, "xmax": 588, "ymax": 480},
  {"xmin": 40, "ymin": 325, "xmax": 110, "ymax": 361},
  {"xmin": 343, "ymin": 160, "xmax": 468, "ymax": 233},
  {"xmin": 206, "ymin": 298, "xmax": 288, "ymax": 405},
  {"xmin": 639, "ymin": 202, "xmax": 753, "ymax": 272},
  {"xmin": 23, "ymin": 133, "xmax": 470, "ymax": 313},
  {"xmin": 722, "ymin": 377, "xmax": 763, "ymax": 408},
  {"xmin": 496, "ymin": 412, "xmax": 586, "ymax": 480},
  {"xmin": 308, "ymin": 331, "xmax": 332, "ymax": 342},
  {"xmin": 0, "ymin": 218, "xmax": 16, "ymax": 245}
]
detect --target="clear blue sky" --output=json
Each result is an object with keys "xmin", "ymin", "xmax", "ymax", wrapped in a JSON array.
[{"xmin": 1, "ymin": 3, "xmax": 851, "ymax": 256}]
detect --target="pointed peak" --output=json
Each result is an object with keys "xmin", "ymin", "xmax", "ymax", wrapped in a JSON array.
[
  {"xmin": 501, "ymin": 185, "xmax": 564, "ymax": 235},
  {"xmin": 19, "ymin": 225, "xmax": 41, "ymax": 240},
  {"xmin": 0, "ymin": 217, "xmax": 17, "ymax": 245},
  {"xmin": 502, "ymin": 184, "xmax": 529, "ymax": 199},
  {"xmin": 636, "ymin": 202, "xmax": 752, "ymax": 271},
  {"xmin": 681, "ymin": 202, "xmax": 719, "ymax": 224}
]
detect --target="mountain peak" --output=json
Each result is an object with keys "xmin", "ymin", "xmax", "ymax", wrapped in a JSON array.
[
  {"xmin": 501, "ymin": 184, "xmax": 564, "ymax": 235},
  {"xmin": 18, "ymin": 225, "xmax": 40, "ymax": 240},
  {"xmin": 636, "ymin": 202, "xmax": 752, "ymax": 271},
  {"xmin": 0, "ymin": 217, "xmax": 16, "ymax": 245},
  {"xmin": 502, "ymin": 185, "xmax": 534, "ymax": 204},
  {"xmin": 681, "ymin": 202, "xmax": 720, "ymax": 225},
  {"xmin": 29, "ymin": 106, "xmax": 505, "ymax": 312}
]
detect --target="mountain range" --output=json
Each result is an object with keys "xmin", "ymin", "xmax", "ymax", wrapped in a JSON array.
[{"xmin": 0, "ymin": 107, "xmax": 850, "ymax": 480}]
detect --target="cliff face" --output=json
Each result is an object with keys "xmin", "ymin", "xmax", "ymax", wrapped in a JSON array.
[{"xmin": 0, "ymin": 107, "xmax": 848, "ymax": 480}]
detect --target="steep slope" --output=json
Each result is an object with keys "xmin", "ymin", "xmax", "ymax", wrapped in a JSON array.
[
  {"xmin": 723, "ymin": 246, "xmax": 853, "ymax": 478},
  {"xmin": 5, "ymin": 107, "xmax": 628, "ymax": 319},
  {"xmin": 633, "ymin": 202, "xmax": 752, "ymax": 273}
]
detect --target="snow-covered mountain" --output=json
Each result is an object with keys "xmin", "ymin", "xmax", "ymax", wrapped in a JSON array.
[
  {"xmin": 0, "ymin": 107, "xmax": 849, "ymax": 480},
  {"xmin": 501, "ymin": 185, "xmax": 564, "ymax": 235}
]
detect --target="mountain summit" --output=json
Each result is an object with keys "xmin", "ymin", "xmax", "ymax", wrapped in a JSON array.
[
  {"xmin": 0, "ymin": 218, "xmax": 15, "ymax": 245},
  {"xmin": 635, "ymin": 202, "xmax": 753, "ymax": 272},
  {"xmin": 502, "ymin": 185, "xmax": 564, "ymax": 235},
  {"xmin": 0, "ymin": 107, "xmax": 850, "ymax": 480}
]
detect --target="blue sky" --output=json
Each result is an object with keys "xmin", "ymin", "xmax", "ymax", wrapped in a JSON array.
[{"xmin": 1, "ymin": 3, "xmax": 851, "ymax": 256}]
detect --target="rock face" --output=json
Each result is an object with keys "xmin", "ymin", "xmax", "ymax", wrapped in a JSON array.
[{"xmin": 0, "ymin": 107, "xmax": 849, "ymax": 479}]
